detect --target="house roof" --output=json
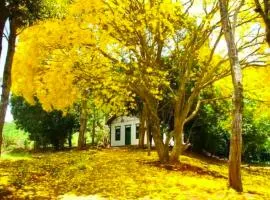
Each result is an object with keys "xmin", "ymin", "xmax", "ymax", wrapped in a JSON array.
[
  {"xmin": 106, "ymin": 115, "xmax": 117, "ymax": 125},
  {"xmin": 106, "ymin": 115, "xmax": 139, "ymax": 125}
]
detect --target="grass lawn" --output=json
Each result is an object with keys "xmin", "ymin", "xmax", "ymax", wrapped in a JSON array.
[
  {"xmin": 2, "ymin": 122, "xmax": 30, "ymax": 153},
  {"xmin": 0, "ymin": 148, "xmax": 269, "ymax": 200}
]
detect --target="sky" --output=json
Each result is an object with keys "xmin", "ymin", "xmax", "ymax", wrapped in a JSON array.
[{"xmin": 0, "ymin": 20, "xmax": 13, "ymax": 122}]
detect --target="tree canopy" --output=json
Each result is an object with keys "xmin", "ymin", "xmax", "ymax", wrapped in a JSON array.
[{"xmin": 7, "ymin": 0, "xmax": 270, "ymax": 192}]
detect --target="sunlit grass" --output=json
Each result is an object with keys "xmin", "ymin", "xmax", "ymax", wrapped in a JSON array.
[
  {"xmin": 1, "ymin": 152, "xmax": 32, "ymax": 160},
  {"xmin": 0, "ymin": 148, "xmax": 269, "ymax": 199}
]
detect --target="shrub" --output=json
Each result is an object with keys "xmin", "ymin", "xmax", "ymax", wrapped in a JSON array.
[{"xmin": 10, "ymin": 95, "xmax": 79, "ymax": 150}]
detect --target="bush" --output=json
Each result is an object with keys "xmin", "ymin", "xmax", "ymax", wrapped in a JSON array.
[
  {"xmin": 186, "ymin": 95, "xmax": 270, "ymax": 163},
  {"xmin": 242, "ymin": 102, "xmax": 270, "ymax": 163},
  {"xmin": 10, "ymin": 95, "xmax": 79, "ymax": 150},
  {"xmin": 186, "ymin": 101, "xmax": 230, "ymax": 158}
]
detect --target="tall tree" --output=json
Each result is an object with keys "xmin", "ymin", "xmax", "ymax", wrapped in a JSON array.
[
  {"xmin": 0, "ymin": 17, "xmax": 16, "ymax": 156},
  {"xmin": 95, "ymin": 0, "xmax": 234, "ymax": 163},
  {"xmin": 0, "ymin": 0, "xmax": 69, "ymax": 156},
  {"xmin": 11, "ymin": 2, "xmax": 135, "ymax": 151},
  {"xmin": 219, "ymin": 0, "xmax": 244, "ymax": 192},
  {"xmin": 78, "ymin": 98, "xmax": 88, "ymax": 150}
]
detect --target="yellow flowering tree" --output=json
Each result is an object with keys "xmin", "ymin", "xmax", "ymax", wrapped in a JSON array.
[{"xmin": 12, "ymin": 0, "xmax": 267, "ymax": 163}]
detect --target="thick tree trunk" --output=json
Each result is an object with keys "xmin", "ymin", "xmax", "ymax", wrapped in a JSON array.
[
  {"xmin": 219, "ymin": 0, "xmax": 243, "ymax": 192},
  {"xmin": 170, "ymin": 110, "xmax": 184, "ymax": 163},
  {"xmin": 151, "ymin": 117, "xmax": 169, "ymax": 163},
  {"xmin": 78, "ymin": 99, "xmax": 88, "ymax": 150},
  {"xmin": 0, "ymin": 19, "xmax": 16, "ymax": 157},
  {"xmin": 139, "ymin": 104, "xmax": 146, "ymax": 148},
  {"xmin": 146, "ymin": 103, "xmax": 169, "ymax": 163}
]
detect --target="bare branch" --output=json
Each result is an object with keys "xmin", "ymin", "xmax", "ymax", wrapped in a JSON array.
[
  {"xmin": 232, "ymin": 0, "xmax": 245, "ymax": 36},
  {"xmin": 207, "ymin": 28, "xmax": 223, "ymax": 65},
  {"xmin": 183, "ymin": 0, "xmax": 195, "ymax": 15},
  {"xmin": 184, "ymin": 98, "xmax": 201, "ymax": 124}
]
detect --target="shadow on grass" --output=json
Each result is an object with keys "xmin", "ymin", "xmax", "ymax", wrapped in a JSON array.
[
  {"xmin": 58, "ymin": 194, "xmax": 107, "ymax": 200},
  {"xmin": 139, "ymin": 160, "xmax": 227, "ymax": 179},
  {"xmin": 0, "ymin": 188, "xmax": 13, "ymax": 199},
  {"xmin": 183, "ymin": 151, "xmax": 228, "ymax": 166}
]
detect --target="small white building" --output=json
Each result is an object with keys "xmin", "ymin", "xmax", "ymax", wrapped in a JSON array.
[
  {"xmin": 107, "ymin": 115, "xmax": 172, "ymax": 147},
  {"xmin": 108, "ymin": 116, "xmax": 141, "ymax": 146}
]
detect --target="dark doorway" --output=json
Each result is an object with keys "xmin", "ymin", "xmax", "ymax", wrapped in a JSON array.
[{"xmin": 125, "ymin": 125, "xmax": 131, "ymax": 145}]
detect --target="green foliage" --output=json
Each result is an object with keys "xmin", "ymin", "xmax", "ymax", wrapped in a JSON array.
[
  {"xmin": 2, "ymin": 122, "xmax": 30, "ymax": 152},
  {"xmin": 10, "ymin": 95, "xmax": 79, "ymax": 150},
  {"xmin": 186, "ymin": 91, "xmax": 270, "ymax": 163},
  {"xmin": 5, "ymin": 0, "xmax": 70, "ymax": 26},
  {"xmin": 87, "ymin": 103, "xmax": 109, "ymax": 146},
  {"xmin": 242, "ymin": 100, "xmax": 270, "ymax": 163},
  {"xmin": 186, "ymin": 95, "xmax": 231, "ymax": 158}
]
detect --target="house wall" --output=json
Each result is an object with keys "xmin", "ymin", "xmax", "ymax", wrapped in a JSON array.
[
  {"xmin": 110, "ymin": 116, "xmax": 159, "ymax": 147},
  {"xmin": 110, "ymin": 116, "xmax": 140, "ymax": 146}
]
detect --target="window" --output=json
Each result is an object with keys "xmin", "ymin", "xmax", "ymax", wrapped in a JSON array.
[
  {"xmin": 136, "ymin": 124, "xmax": 140, "ymax": 139},
  {"xmin": 115, "ymin": 126, "xmax": 121, "ymax": 141}
]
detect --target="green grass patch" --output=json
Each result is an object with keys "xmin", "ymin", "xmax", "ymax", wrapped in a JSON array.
[
  {"xmin": 1, "ymin": 152, "xmax": 32, "ymax": 161},
  {"xmin": 2, "ymin": 122, "xmax": 30, "ymax": 153}
]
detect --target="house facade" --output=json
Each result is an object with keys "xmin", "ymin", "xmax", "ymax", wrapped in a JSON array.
[{"xmin": 108, "ymin": 116, "xmax": 142, "ymax": 146}]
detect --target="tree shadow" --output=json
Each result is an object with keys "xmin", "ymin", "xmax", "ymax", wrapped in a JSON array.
[
  {"xmin": 139, "ymin": 160, "xmax": 227, "ymax": 179},
  {"xmin": 0, "ymin": 187, "xmax": 13, "ymax": 199}
]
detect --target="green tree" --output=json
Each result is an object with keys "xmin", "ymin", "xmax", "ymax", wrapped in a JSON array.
[{"xmin": 10, "ymin": 95, "xmax": 79, "ymax": 150}]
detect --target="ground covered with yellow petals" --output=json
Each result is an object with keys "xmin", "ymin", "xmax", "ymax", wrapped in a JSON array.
[{"xmin": 0, "ymin": 148, "xmax": 269, "ymax": 200}]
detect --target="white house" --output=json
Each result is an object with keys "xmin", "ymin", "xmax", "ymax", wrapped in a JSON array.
[
  {"xmin": 107, "ymin": 115, "xmax": 172, "ymax": 147},
  {"xmin": 108, "ymin": 116, "xmax": 140, "ymax": 146},
  {"xmin": 108, "ymin": 116, "xmax": 153, "ymax": 146}
]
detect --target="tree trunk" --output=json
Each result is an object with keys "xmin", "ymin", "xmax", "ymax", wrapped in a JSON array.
[
  {"xmin": 139, "ymin": 104, "xmax": 146, "ymax": 148},
  {"xmin": 68, "ymin": 131, "xmax": 72, "ymax": 148},
  {"xmin": 147, "ymin": 116, "xmax": 151, "ymax": 156},
  {"xmin": 91, "ymin": 107, "xmax": 96, "ymax": 146},
  {"xmin": 91, "ymin": 118, "xmax": 96, "ymax": 146},
  {"xmin": 145, "ymin": 103, "xmax": 169, "ymax": 163},
  {"xmin": 78, "ymin": 99, "xmax": 88, "ymax": 150},
  {"xmin": 170, "ymin": 111, "xmax": 184, "ymax": 163},
  {"xmin": 34, "ymin": 140, "xmax": 40, "ymax": 151},
  {"xmin": 219, "ymin": 0, "xmax": 243, "ymax": 192},
  {"xmin": 264, "ymin": 1, "xmax": 270, "ymax": 45},
  {"xmin": 254, "ymin": 0, "xmax": 270, "ymax": 45},
  {"xmin": 0, "ymin": 18, "xmax": 16, "ymax": 157},
  {"xmin": 0, "ymin": 2, "xmax": 8, "ymax": 60}
]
